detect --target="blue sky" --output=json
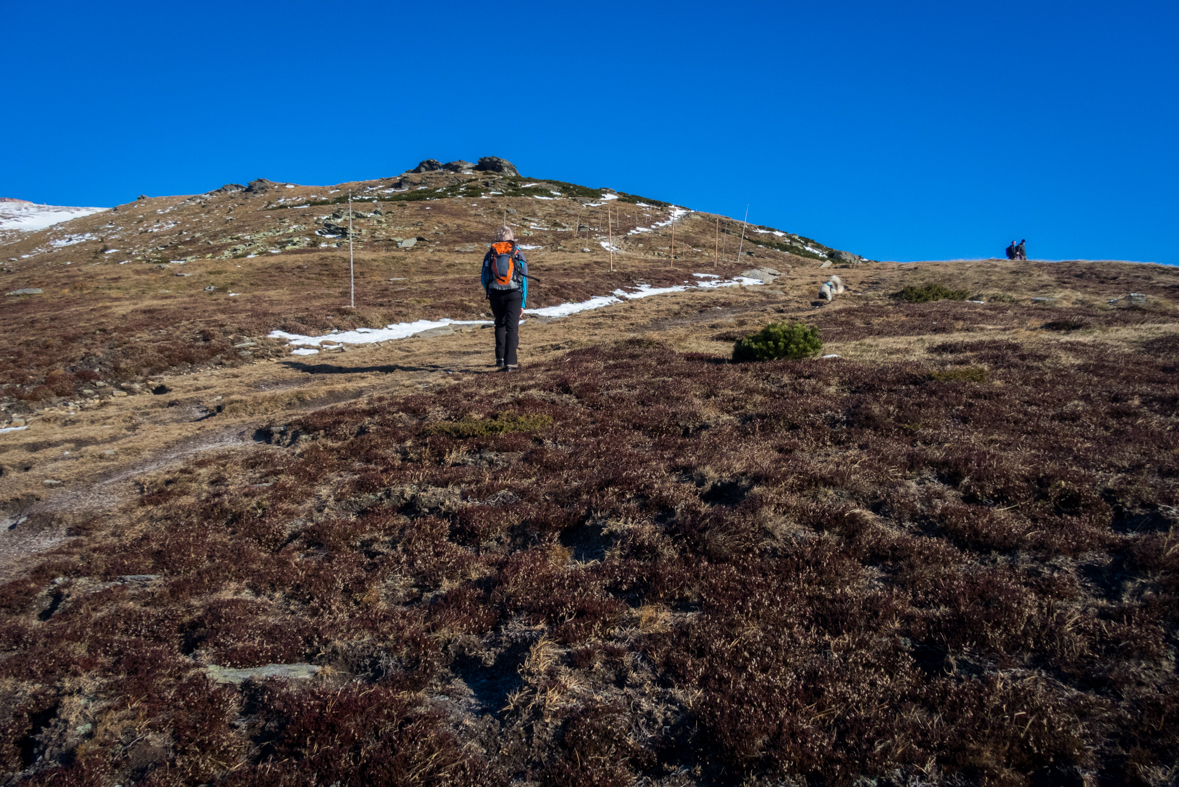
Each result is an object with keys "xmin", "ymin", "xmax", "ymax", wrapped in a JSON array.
[{"xmin": 3, "ymin": 0, "xmax": 1176, "ymax": 264}]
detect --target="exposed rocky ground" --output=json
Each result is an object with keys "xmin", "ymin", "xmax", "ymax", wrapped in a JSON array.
[{"xmin": 2, "ymin": 161, "xmax": 1177, "ymax": 786}]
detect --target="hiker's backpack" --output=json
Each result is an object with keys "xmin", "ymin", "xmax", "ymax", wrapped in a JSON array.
[{"xmin": 487, "ymin": 241, "xmax": 524, "ymax": 291}]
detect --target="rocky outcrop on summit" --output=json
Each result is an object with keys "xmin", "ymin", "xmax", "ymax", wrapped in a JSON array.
[
  {"xmin": 476, "ymin": 157, "xmax": 519, "ymax": 176},
  {"xmin": 411, "ymin": 160, "xmax": 444, "ymax": 173},
  {"xmin": 245, "ymin": 179, "xmax": 278, "ymax": 195},
  {"xmin": 211, "ymin": 183, "xmax": 246, "ymax": 195},
  {"xmin": 829, "ymin": 250, "xmax": 864, "ymax": 265},
  {"xmin": 443, "ymin": 160, "xmax": 475, "ymax": 173}
]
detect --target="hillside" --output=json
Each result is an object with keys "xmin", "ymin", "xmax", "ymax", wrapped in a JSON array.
[
  {"xmin": 0, "ymin": 157, "xmax": 853, "ymax": 417},
  {"xmin": 1, "ymin": 161, "xmax": 1178, "ymax": 786}
]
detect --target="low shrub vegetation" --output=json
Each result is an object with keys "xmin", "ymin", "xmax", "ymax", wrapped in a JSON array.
[
  {"xmin": 4, "ymin": 325, "xmax": 1175, "ymax": 785},
  {"xmin": 732, "ymin": 321, "xmax": 822, "ymax": 362},
  {"xmin": 896, "ymin": 282, "xmax": 972, "ymax": 302}
]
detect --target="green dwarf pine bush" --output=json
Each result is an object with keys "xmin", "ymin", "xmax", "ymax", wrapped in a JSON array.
[
  {"xmin": 896, "ymin": 282, "xmax": 971, "ymax": 302},
  {"xmin": 732, "ymin": 321, "xmax": 822, "ymax": 362}
]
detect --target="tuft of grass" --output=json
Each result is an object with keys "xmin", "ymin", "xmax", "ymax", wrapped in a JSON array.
[
  {"xmin": 896, "ymin": 283, "xmax": 971, "ymax": 302},
  {"xmin": 423, "ymin": 413, "xmax": 554, "ymax": 438},
  {"xmin": 732, "ymin": 321, "xmax": 822, "ymax": 362},
  {"xmin": 928, "ymin": 366, "xmax": 988, "ymax": 383}
]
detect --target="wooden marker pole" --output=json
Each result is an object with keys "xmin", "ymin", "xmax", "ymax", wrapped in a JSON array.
[
  {"xmin": 607, "ymin": 206, "xmax": 615, "ymax": 272},
  {"xmin": 348, "ymin": 190, "xmax": 354, "ymax": 308},
  {"xmin": 670, "ymin": 210, "xmax": 675, "ymax": 270},
  {"xmin": 714, "ymin": 217, "xmax": 719, "ymax": 270},
  {"xmin": 735, "ymin": 205, "xmax": 749, "ymax": 264}
]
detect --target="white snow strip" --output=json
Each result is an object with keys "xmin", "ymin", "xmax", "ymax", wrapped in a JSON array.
[
  {"xmin": 533, "ymin": 196, "xmax": 555, "ymax": 201},
  {"xmin": 518, "ymin": 245, "xmax": 542, "ymax": 250},
  {"xmin": 0, "ymin": 425, "xmax": 29, "ymax": 434},
  {"xmin": 520, "ymin": 183, "xmax": 539, "ymax": 187},
  {"xmin": 600, "ymin": 193, "xmax": 619, "ymax": 201},
  {"xmin": 269, "ymin": 275, "xmax": 762, "ymax": 351},
  {"xmin": 822, "ymin": 354, "xmax": 840, "ymax": 359},
  {"xmin": 269, "ymin": 318, "xmax": 493, "ymax": 351},
  {"xmin": 693, "ymin": 273, "xmax": 720, "ymax": 278},
  {"xmin": 526, "ymin": 295, "xmax": 622, "ymax": 318},
  {"xmin": 104, "ymin": 248, "xmax": 119, "ymax": 253}
]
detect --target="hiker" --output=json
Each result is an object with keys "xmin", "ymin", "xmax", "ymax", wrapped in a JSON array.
[
  {"xmin": 481, "ymin": 226, "xmax": 528, "ymax": 371},
  {"xmin": 1005, "ymin": 241, "xmax": 1017, "ymax": 260},
  {"xmin": 1016, "ymin": 239, "xmax": 1027, "ymax": 261}
]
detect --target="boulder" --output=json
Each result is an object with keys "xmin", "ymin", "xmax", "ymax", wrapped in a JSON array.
[
  {"xmin": 1129, "ymin": 292, "xmax": 1147, "ymax": 304},
  {"xmin": 829, "ymin": 250, "xmax": 863, "ymax": 265},
  {"xmin": 475, "ymin": 157, "xmax": 519, "ymax": 176},
  {"xmin": 411, "ymin": 159, "xmax": 444, "ymax": 173},
  {"xmin": 443, "ymin": 160, "xmax": 475, "ymax": 173},
  {"xmin": 399, "ymin": 237, "xmax": 417, "ymax": 248}
]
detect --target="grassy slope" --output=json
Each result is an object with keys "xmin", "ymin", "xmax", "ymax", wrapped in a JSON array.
[
  {"xmin": 0, "ymin": 170, "xmax": 821, "ymax": 413},
  {"xmin": 1, "ymin": 263, "xmax": 1178, "ymax": 785}
]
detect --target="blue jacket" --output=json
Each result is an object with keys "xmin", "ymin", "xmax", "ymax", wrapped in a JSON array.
[{"xmin": 481, "ymin": 242, "xmax": 528, "ymax": 309}]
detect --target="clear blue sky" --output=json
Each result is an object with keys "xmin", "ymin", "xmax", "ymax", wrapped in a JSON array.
[{"xmin": 3, "ymin": 0, "xmax": 1176, "ymax": 264}]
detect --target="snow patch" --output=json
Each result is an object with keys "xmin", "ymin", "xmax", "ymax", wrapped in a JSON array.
[{"xmin": 0, "ymin": 201, "xmax": 107, "ymax": 233}]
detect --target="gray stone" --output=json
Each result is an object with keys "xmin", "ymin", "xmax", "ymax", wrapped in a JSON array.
[
  {"xmin": 411, "ymin": 159, "xmax": 444, "ymax": 173},
  {"xmin": 819, "ymin": 260, "xmax": 833, "ymax": 269},
  {"xmin": 6, "ymin": 288, "xmax": 43, "ymax": 296},
  {"xmin": 475, "ymin": 157, "xmax": 519, "ymax": 177},
  {"xmin": 204, "ymin": 286, "xmax": 216, "ymax": 292},
  {"xmin": 443, "ymin": 160, "xmax": 475, "ymax": 173},
  {"xmin": 398, "ymin": 238, "xmax": 417, "ymax": 249},
  {"xmin": 206, "ymin": 663, "xmax": 322, "ymax": 684},
  {"xmin": 829, "ymin": 250, "xmax": 864, "ymax": 265},
  {"xmin": 1031, "ymin": 296, "xmax": 1055, "ymax": 303},
  {"xmin": 1129, "ymin": 292, "xmax": 1147, "ymax": 304},
  {"xmin": 43, "ymin": 479, "xmax": 62, "ymax": 487},
  {"xmin": 211, "ymin": 183, "xmax": 246, "ymax": 195},
  {"xmin": 414, "ymin": 325, "xmax": 455, "ymax": 338},
  {"xmin": 740, "ymin": 267, "xmax": 783, "ymax": 283}
]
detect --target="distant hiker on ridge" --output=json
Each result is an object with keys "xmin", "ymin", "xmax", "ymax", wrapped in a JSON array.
[
  {"xmin": 481, "ymin": 226, "xmax": 529, "ymax": 372},
  {"xmin": 1005, "ymin": 241, "xmax": 1017, "ymax": 260},
  {"xmin": 1016, "ymin": 239, "xmax": 1027, "ymax": 261}
]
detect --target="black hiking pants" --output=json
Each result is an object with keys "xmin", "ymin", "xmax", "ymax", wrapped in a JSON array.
[{"xmin": 489, "ymin": 289, "xmax": 523, "ymax": 367}]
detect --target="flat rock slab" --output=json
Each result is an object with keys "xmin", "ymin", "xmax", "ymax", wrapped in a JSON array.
[
  {"xmin": 740, "ymin": 268, "xmax": 783, "ymax": 284},
  {"xmin": 414, "ymin": 325, "xmax": 455, "ymax": 339},
  {"xmin": 206, "ymin": 663, "xmax": 321, "ymax": 684}
]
